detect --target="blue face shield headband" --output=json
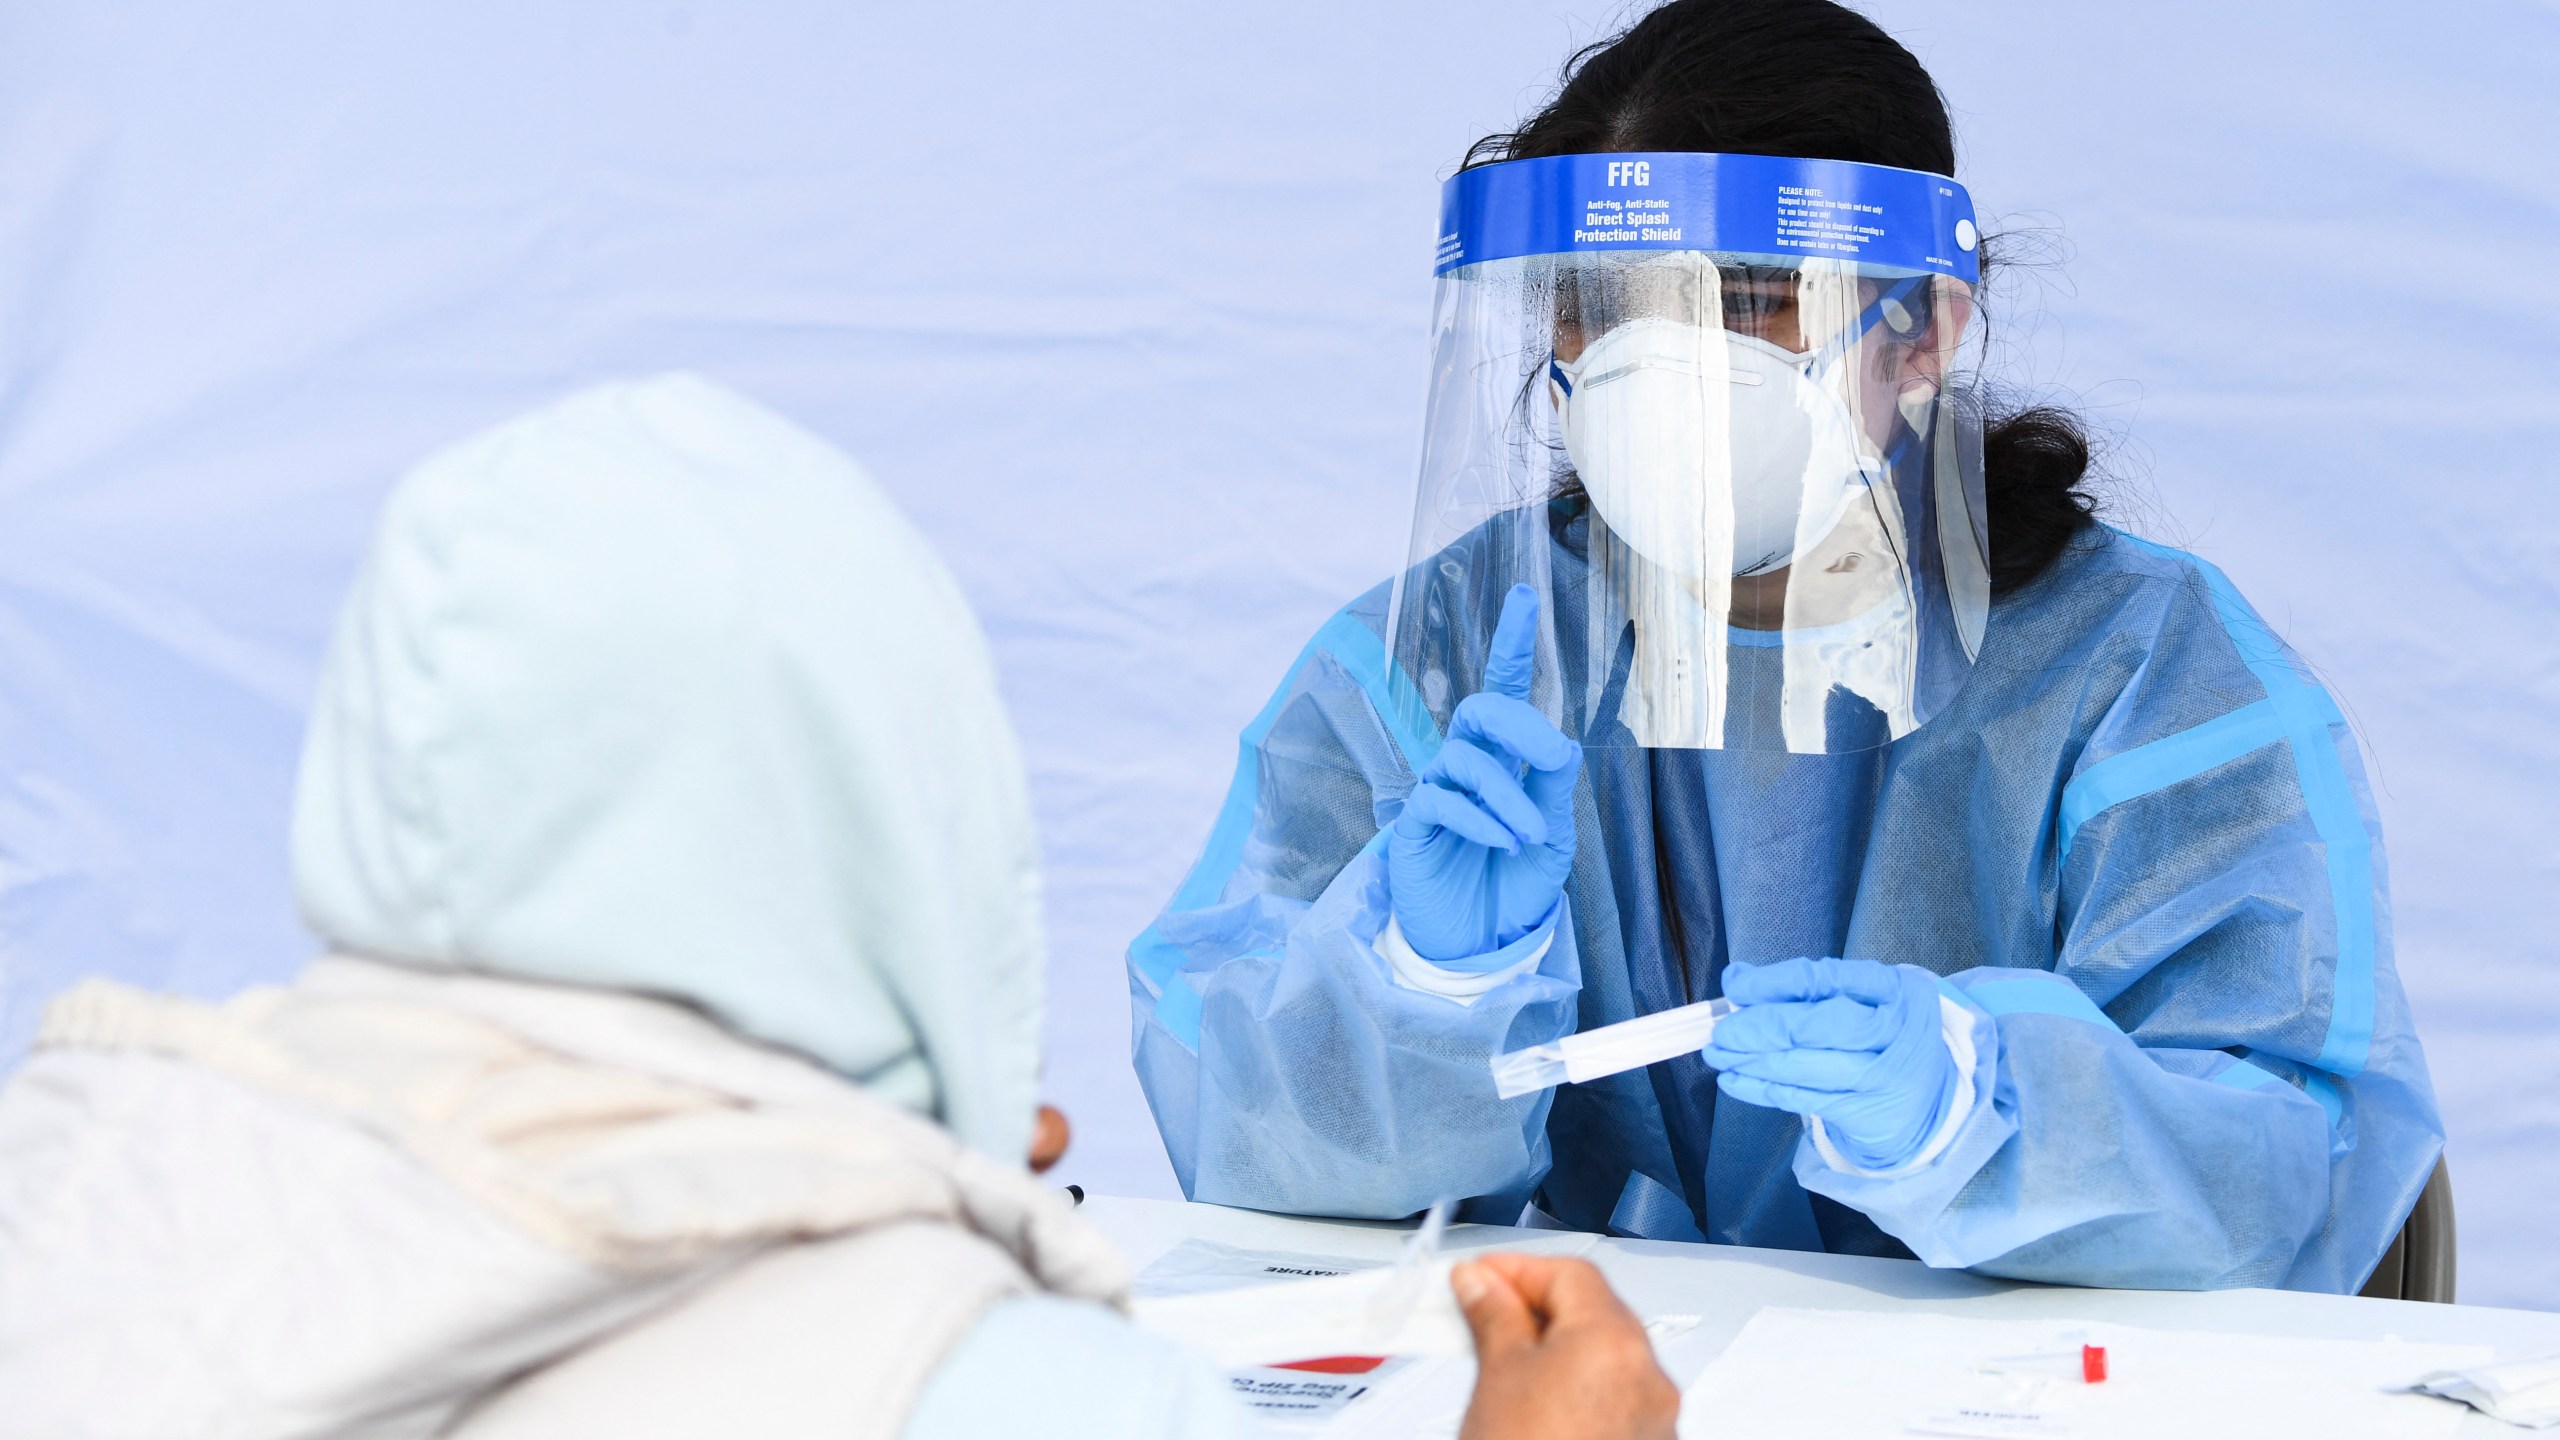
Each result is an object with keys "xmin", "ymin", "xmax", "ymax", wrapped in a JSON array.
[{"xmin": 1434, "ymin": 151, "xmax": 1979, "ymax": 282}]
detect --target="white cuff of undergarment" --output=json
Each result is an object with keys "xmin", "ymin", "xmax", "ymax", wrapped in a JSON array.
[
  {"xmin": 1808, "ymin": 995, "xmax": 1981, "ymax": 1179},
  {"xmin": 1376, "ymin": 909, "xmax": 1557, "ymax": 1006}
]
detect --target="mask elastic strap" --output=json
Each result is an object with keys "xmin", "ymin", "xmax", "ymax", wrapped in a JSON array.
[
  {"xmin": 1553, "ymin": 273, "xmax": 1932, "ymax": 395},
  {"xmin": 1802, "ymin": 273, "xmax": 1936, "ymax": 377}
]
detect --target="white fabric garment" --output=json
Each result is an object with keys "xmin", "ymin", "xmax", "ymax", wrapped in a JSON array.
[
  {"xmin": 0, "ymin": 376, "xmax": 1261, "ymax": 1440},
  {"xmin": 0, "ymin": 958, "xmax": 1127, "ymax": 1440},
  {"xmin": 293, "ymin": 372, "xmax": 1046, "ymax": 1164},
  {"xmin": 1375, "ymin": 911, "xmax": 1556, "ymax": 1002}
]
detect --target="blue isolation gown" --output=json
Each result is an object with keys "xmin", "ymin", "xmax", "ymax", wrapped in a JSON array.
[{"xmin": 1127, "ymin": 508, "xmax": 2442, "ymax": 1292}]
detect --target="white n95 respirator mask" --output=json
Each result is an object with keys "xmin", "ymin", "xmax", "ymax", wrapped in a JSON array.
[{"xmin": 1551, "ymin": 316, "xmax": 1882, "ymax": 579}]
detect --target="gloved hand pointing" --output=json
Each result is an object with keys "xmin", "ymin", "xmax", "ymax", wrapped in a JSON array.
[
  {"xmin": 1388, "ymin": 584, "xmax": 1583, "ymax": 962},
  {"xmin": 1700, "ymin": 957, "xmax": 1962, "ymax": 1173}
]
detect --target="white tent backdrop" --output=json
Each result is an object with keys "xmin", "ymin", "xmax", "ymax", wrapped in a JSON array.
[{"xmin": 2, "ymin": 2, "xmax": 2552, "ymax": 1306}]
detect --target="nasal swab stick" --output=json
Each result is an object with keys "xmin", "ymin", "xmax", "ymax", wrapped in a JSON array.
[{"xmin": 1488, "ymin": 996, "xmax": 1738, "ymax": 1099}]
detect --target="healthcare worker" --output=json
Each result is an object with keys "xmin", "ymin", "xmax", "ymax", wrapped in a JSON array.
[
  {"xmin": 0, "ymin": 375, "xmax": 1678, "ymax": 1440},
  {"xmin": 1129, "ymin": 0, "xmax": 2442, "ymax": 1293}
]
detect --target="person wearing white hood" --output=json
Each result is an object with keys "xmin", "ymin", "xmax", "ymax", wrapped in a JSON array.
[{"xmin": 0, "ymin": 374, "xmax": 1678, "ymax": 1440}]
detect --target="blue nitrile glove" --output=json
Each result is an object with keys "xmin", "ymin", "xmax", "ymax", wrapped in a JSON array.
[
  {"xmin": 1701, "ymin": 957, "xmax": 1960, "ymax": 1172},
  {"xmin": 1388, "ymin": 584, "xmax": 1584, "ymax": 962}
]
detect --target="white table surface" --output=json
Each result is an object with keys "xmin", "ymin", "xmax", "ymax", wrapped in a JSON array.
[{"xmin": 1082, "ymin": 1194, "xmax": 2560, "ymax": 1438}]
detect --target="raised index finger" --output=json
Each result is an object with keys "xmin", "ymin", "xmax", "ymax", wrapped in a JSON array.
[{"xmin": 1483, "ymin": 584, "xmax": 1541, "ymax": 702}]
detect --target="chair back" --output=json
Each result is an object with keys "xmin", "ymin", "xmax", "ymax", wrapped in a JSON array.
[{"xmin": 2358, "ymin": 1156, "xmax": 2455, "ymax": 1303}]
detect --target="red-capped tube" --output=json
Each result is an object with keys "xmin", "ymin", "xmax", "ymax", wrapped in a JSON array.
[{"xmin": 2082, "ymin": 1345, "xmax": 2108, "ymax": 1383}]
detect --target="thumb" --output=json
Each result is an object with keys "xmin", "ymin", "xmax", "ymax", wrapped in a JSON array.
[{"xmin": 1452, "ymin": 1259, "xmax": 1537, "ymax": 1360}]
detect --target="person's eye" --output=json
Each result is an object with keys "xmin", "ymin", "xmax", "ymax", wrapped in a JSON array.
[{"xmin": 1719, "ymin": 290, "xmax": 1798, "ymax": 342}]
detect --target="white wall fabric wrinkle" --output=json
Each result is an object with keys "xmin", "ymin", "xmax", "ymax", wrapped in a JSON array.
[{"xmin": 0, "ymin": 1, "xmax": 2551, "ymax": 1306}]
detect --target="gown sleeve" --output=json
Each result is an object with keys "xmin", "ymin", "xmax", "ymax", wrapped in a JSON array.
[
  {"xmin": 1127, "ymin": 601, "xmax": 1581, "ymax": 1221},
  {"xmin": 1797, "ymin": 541, "xmax": 2444, "ymax": 1292}
]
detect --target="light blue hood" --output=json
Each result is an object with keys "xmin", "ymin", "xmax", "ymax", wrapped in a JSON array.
[{"xmin": 292, "ymin": 373, "xmax": 1044, "ymax": 1164}]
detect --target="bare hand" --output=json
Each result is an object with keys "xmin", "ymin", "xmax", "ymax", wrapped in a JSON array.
[
  {"xmin": 1029, "ymin": 1105, "xmax": 1070, "ymax": 1174},
  {"xmin": 1453, "ymin": 1254, "xmax": 1679, "ymax": 1440}
]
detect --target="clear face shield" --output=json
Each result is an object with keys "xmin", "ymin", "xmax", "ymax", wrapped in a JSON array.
[{"xmin": 1388, "ymin": 153, "xmax": 1989, "ymax": 754}]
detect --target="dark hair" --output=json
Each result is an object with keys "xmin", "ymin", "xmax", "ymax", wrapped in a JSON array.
[{"xmin": 1469, "ymin": 0, "xmax": 2098, "ymax": 593}]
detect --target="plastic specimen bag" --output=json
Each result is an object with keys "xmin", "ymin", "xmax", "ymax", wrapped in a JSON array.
[{"xmin": 1130, "ymin": 1204, "xmax": 1465, "ymax": 1368}]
